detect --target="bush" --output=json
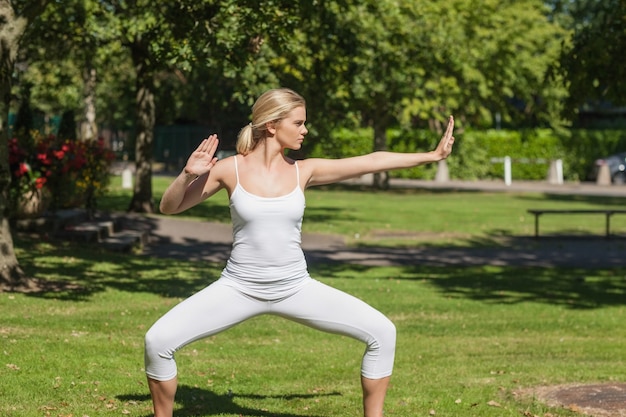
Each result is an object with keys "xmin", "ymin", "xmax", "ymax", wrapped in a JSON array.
[
  {"xmin": 307, "ymin": 124, "xmax": 626, "ymax": 182},
  {"xmin": 561, "ymin": 129, "xmax": 626, "ymax": 181},
  {"xmin": 8, "ymin": 134, "xmax": 116, "ymax": 216},
  {"xmin": 307, "ymin": 127, "xmax": 373, "ymax": 159},
  {"xmin": 388, "ymin": 128, "xmax": 440, "ymax": 179}
]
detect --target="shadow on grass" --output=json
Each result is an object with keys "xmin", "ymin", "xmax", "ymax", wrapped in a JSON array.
[
  {"xmin": 13, "ymin": 194, "xmax": 626, "ymax": 310},
  {"xmin": 15, "ymin": 232, "xmax": 222, "ymax": 301},
  {"xmin": 309, "ymin": 262, "xmax": 626, "ymax": 310},
  {"xmin": 516, "ymin": 193, "xmax": 626, "ymax": 206},
  {"xmin": 14, "ymin": 229, "xmax": 626, "ymax": 309},
  {"xmin": 118, "ymin": 385, "xmax": 336, "ymax": 417}
]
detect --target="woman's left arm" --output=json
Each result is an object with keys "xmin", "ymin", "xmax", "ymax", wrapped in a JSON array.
[{"xmin": 305, "ymin": 116, "xmax": 455, "ymax": 187}]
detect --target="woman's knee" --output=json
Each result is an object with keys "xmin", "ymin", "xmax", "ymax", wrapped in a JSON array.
[
  {"xmin": 362, "ymin": 317, "xmax": 396, "ymax": 379},
  {"xmin": 144, "ymin": 326, "xmax": 179, "ymax": 380},
  {"xmin": 372, "ymin": 316, "xmax": 396, "ymax": 351},
  {"xmin": 145, "ymin": 324, "xmax": 175, "ymax": 360}
]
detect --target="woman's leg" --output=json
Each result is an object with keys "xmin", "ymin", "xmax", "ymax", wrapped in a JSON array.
[
  {"xmin": 148, "ymin": 377, "xmax": 177, "ymax": 417},
  {"xmin": 272, "ymin": 280, "xmax": 396, "ymax": 417},
  {"xmin": 362, "ymin": 375, "xmax": 391, "ymax": 417},
  {"xmin": 144, "ymin": 281, "xmax": 265, "ymax": 417}
]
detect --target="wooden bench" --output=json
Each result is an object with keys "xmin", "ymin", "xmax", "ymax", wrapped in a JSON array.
[{"xmin": 527, "ymin": 209, "xmax": 626, "ymax": 238}]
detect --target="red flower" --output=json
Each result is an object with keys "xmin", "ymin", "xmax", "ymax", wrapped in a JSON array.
[
  {"xmin": 35, "ymin": 177, "xmax": 47, "ymax": 189},
  {"xmin": 36, "ymin": 153, "xmax": 52, "ymax": 165},
  {"xmin": 9, "ymin": 134, "xmax": 116, "ymax": 211},
  {"xmin": 14, "ymin": 162, "xmax": 30, "ymax": 177}
]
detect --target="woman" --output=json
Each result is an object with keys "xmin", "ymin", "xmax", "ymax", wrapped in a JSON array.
[{"xmin": 145, "ymin": 88, "xmax": 455, "ymax": 417}]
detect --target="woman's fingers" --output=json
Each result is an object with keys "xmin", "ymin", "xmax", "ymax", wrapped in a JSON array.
[
  {"xmin": 444, "ymin": 116, "xmax": 454, "ymax": 142},
  {"xmin": 195, "ymin": 139, "xmax": 209, "ymax": 152},
  {"xmin": 196, "ymin": 134, "xmax": 219, "ymax": 154},
  {"xmin": 206, "ymin": 135, "xmax": 219, "ymax": 157}
]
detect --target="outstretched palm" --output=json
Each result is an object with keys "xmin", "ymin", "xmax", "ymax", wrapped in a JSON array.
[
  {"xmin": 434, "ymin": 116, "xmax": 455, "ymax": 160},
  {"xmin": 185, "ymin": 134, "xmax": 219, "ymax": 177}
]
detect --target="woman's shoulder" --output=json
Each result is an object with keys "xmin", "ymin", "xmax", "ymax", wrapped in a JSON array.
[
  {"xmin": 196, "ymin": 154, "xmax": 236, "ymax": 195},
  {"xmin": 212, "ymin": 153, "xmax": 232, "ymax": 166},
  {"xmin": 210, "ymin": 154, "xmax": 238, "ymax": 181}
]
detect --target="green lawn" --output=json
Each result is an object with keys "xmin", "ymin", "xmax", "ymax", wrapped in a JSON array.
[
  {"xmin": 2, "ymin": 178, "xmax": 625, "ymax": 416},
  {"xmin": 102, "ymin": 175, "xmax": 626, "ymax": 246}
]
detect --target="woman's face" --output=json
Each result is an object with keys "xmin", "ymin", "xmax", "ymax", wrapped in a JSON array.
[{"xmin": 274, "ymin": 106, "xmax": 308, "ymax": 150}]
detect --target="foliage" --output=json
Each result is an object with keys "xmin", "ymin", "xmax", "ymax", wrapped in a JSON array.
[
  {"xmin": 443, "ymin": 131, "xmax": 491, "ymax": 181},
  {"xmin": 10, "ymin": 0, "xmax": 625, "ymax": 211},
  {"xmin": 8, "ymin": 134, "xmax": 115, "ymax": 215},
  {"xmin": 308, "ymin": 127, "xmax": 372, "ymax": 159},
  {"xmin": 306, "ymin": 125, "xmax": 571, "ymax": 181},
  {"xmin": 19, "ymin": 0, "xmax": 573, "ymax": 157},
  {"xmin": 387, "ymin": 128, "xmax": 441, "ymax": 179},
  {"xmin": 557, "ymin": 0, "xmax": 626, "ymax": 112},
  {"xmin": 307, "ymin": 127, "xmax": 441, "ymax": 180},
  {"xmin": 468, "ymin": 129, "xmax": 565, "ymax": 180},
  {"xmin": 427, "ymin": 0, "xmax": 567, "ymax": 128},
  {"xmin": 561, "ymin": 128, "xmax": 626, "ymax": 181}
]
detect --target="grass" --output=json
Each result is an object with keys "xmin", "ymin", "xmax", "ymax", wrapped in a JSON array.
[
  {"xmin": 2, "ymin": 177, "xmax": 626, "ymax": 416},
  {"xmin": 101, "ymin": 175, "xmax": 626, "ymax": 246}
]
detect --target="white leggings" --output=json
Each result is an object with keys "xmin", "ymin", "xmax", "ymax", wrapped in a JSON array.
[{"xmin": 145, "ymin": 278, "xmax": 396, "ymax": 381}]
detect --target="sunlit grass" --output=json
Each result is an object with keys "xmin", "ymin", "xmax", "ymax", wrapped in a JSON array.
[
  {"xmin": 100, "ymin": 175, "xmax": 626, "ymax": 247},
  {"xmin": 3, "ymin": 237, "xmax": 625, "ymax": 416}
]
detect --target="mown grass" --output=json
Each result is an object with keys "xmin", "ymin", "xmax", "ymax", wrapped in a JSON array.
[
  {"xmin": 2, "ymin": 177, "xmax": 625, "ymax": 416},
  {"xmin": 100, "ymin": 175, "xmax": 626, "ymax": 246}
]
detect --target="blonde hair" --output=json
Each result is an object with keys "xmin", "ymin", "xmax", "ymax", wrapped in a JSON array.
[{"xmin": 236, "ymin": 88, "xmax": 306, "ymax": 155}]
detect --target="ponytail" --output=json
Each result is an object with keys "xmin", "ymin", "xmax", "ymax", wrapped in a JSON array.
[{"xmin": 236, "ymin": 123, "xmax": 254, "ymax": 155}]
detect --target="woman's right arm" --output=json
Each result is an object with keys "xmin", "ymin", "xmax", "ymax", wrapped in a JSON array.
[{"xmin": 159, "ymin": 135, "xmax": 224, "ymax": 214}]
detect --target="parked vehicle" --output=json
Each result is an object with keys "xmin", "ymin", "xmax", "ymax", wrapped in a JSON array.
[{"xmin": 590, "ymin": 152, "xmax": 626, "ymax": 184}]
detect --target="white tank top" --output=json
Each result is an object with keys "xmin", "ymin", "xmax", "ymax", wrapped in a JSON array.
[{"xmin": 220, "ymin": 155, "xmax": 311, "ymax": 299}]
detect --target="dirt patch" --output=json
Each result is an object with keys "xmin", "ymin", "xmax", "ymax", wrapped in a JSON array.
[{"xmin": 515, "ymin": 383, "xmax": 626, "ymax": 417}]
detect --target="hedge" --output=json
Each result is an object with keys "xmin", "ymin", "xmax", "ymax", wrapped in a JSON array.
[{"xmin": 306, "ymin": 127, "xmax": 626, "ymax": 182}]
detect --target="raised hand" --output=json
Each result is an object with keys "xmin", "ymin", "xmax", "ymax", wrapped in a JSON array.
[
  {"xmin": 434, "ymin": 116, "xmax": 455, "ymax": 160},
  {"xmin": 184, "ymin": 134, "xmax": 219, "ymax": 177}
]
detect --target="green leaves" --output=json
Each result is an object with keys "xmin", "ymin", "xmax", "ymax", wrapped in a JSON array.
[{"xmin": 558, "ymin": 0, "xmax": 626, "ymax": 112}]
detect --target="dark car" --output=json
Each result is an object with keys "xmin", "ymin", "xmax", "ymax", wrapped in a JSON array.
[{"xmin": 590, "ymin": 152, "xmax": 626, "ymax": 184}]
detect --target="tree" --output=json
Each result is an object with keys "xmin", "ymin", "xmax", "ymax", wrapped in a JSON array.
[
  {"xmin": 91, "ymin": 1, "xmax": 300, "ymax": 213},
  {"xmin": 292, "ymin": 0, "xmax": 567, "ymax": 174},
  {"xmin": 19, "ymin": 0, "xmax": 112, "ymax": 141},
  {"xmin": 557, "ymin": 0, "xmax": 626, "ymax": 115},
  {"xmin": 0, "ymin": 0, "xmax": 49, "ymax": 292},
  {"xmin": 273, "ymin": 0, "xmax": 434, "ymax": 188},
  {"xmin": 398, "ymin": 0, "xmax": 568, "ymax": 129}
]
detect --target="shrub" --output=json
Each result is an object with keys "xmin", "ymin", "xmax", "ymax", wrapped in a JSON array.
[
  {"xmin": 8, "ymin": 134, "xmax": 116, "ymax": 217},
  {"xmin": 306, "ymin": 124, "xmax": 625, "ymax": 182}
]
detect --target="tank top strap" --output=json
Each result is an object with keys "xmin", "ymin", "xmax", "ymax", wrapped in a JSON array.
[
  {"xmin": 294, "ymin": 161, "xmax": 300, "ymax": 186},
  {"xmin": 233, "ymin": 154, "xmax": 240, "ymax": 185}
]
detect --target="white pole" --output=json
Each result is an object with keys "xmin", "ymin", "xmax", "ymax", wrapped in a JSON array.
[
  {"xmin": 122, "ymin": 167, "xmax": 133, "ymax": 189},
  {"xmin": 504, "ymin": 156, "xmax": 512, "ymax": 186},
  {"xmin": 556, "ymin": 159, "xmax": 563, "ymax": 185}
]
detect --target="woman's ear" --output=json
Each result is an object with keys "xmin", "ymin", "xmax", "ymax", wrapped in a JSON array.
[{"xmin": 266, "ymin": 120, "xmax": 277, "ymax": 136}]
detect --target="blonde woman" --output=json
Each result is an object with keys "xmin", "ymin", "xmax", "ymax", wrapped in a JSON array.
[{"xmin": 145, "ymin": 88, "xmax": 455, "ymax": 417}]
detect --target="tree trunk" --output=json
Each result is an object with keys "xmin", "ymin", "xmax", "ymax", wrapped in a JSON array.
[
  {"xmin": 127, "ymin": 40, "xmax": 155, "ymax": 213},
  {"xmin": 372, "ymin": 119, "xmax": 389, "ymax": 189},
  {"xmin": 0, "ymin": 0, "xmax": 39, "ymax": 292},
  {"xmin": 80, "ymin": 63, "xmax": 98, "ymax": 141}
]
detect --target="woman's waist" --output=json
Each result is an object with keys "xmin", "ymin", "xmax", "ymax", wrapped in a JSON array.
[{"xmin": 224, "ymin": 254, "xmax": 307, "ymax": 277}]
